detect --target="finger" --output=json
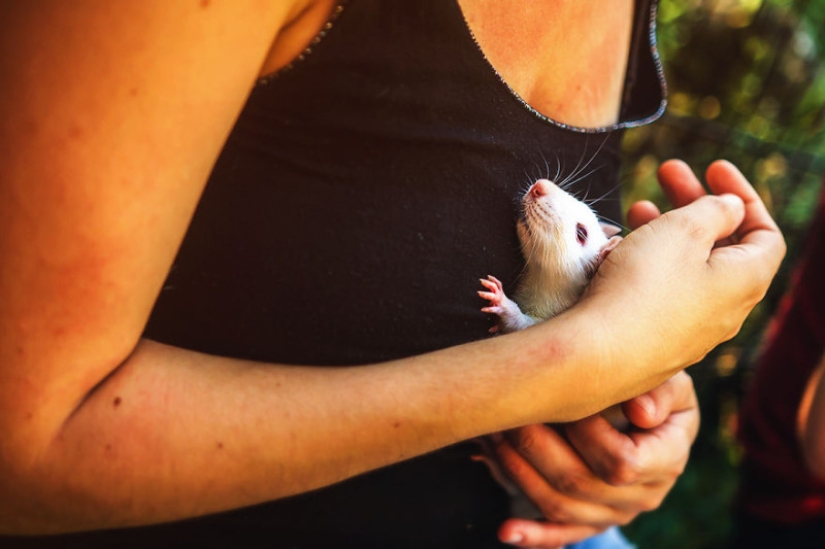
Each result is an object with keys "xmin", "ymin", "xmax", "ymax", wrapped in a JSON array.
[
  {"xmin": 705, "ymin": 160, "xmax": 780, "ymax": 235},
  {"xmin": 497, "ymin": 427, "xmax": 646, "ymax": 525},
  {"xmin": 563, "ymin": 416, "xmax": 646, "ymax": 486},
  {"xmin": 656, "ymin": 159, "xmax": 708, "ymax": 207},
  {"xmin": 565, "ymin": 411, "xmax": 693, "ymax": 489},
  {"xmin": 704, "ymin": 160, "xmax": 786, "ymax": 269},
  {"xmin": 626, "ymin": 200, "xmax": 660, "ymax": 230},
  {"xmin": 499, "ymin": 519, "xmax": 603, "ymax": 548},
  {"xmin": 500, "ymin": 424, "xmax": 679, "ymax": 522},
  {"xmin": 628, "ymin": 408, "xmax": 697, "ymax": 486},
  {"xmin": 496, "ymin": 430, "xmax": 616, "ymax": 523},
  {"xmin": 700, "ymin": 162, "xmax": 786, "ymax": 305},
  {"xmin": 661, "ymin": 192, "xmax": 745, "ymax": 250},
  {"xmin": 499, "ymin": 426, "xmax": 599, "ymax": 499},
  {"xmin": 622, "ymin": 371, "xmax": 697, "ymax": 430}
]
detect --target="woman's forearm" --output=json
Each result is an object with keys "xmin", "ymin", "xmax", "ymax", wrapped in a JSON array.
[
  {"xmin": 0, "ymin": 1, "xmax": 787, "ymax": 538},
  {"xmin": 3, "ymin": 311, "xmax": 618, "ymax": 535},
  {"xmin": 0, "ymin": 167, "xmax": 784, "ymax": 536}
]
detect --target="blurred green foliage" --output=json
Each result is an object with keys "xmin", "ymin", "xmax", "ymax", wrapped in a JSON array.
[{"xmin": 620, "ymin": 0, "xmax": 825, "ymax": 547}]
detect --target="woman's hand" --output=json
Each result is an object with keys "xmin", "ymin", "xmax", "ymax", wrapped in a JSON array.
[
  {"xmin": 494, "ymin": 372, "xmax": 698, "ymax": 548},
  {"xmin": 576, "ymin": 160, "xmax": 786, "ymax": 401},
  {"xmin": 492, "ymin": 158, "xmax": 784, "ymax": 547}
]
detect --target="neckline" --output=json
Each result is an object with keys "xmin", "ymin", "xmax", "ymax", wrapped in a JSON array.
[
  {"xmin": 257, "ymin": 0, "xmax": 350, "ymax": 86},
  {"xmin": 451, "ymin": 0, "xmax": 667, "ymax": 134}
]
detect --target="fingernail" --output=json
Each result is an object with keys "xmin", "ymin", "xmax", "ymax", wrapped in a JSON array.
[
  {"xmin": 720, "ymin": 193, "xmax": 743, "ymax": 208},
  {"xmin": 502, "ymin": 532, "xmax": 525, "ymax": 545}
]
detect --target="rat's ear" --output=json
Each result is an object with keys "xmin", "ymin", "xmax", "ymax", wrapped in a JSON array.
[
  {"xmin": 599, "ymin": 222, "xmax": 622, "ymax": 238},
  {"xmin": 586, "ymin": 235, "xmax": 623, "ymax": 280},
  {"xmin": 598, "ymin": 235, "xmax": 622, "ymax": 264}
]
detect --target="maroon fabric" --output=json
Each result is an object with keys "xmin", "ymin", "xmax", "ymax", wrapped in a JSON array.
[{"xmin": 737, "ymin": 186, "xmax": 825, "ymax": 524}]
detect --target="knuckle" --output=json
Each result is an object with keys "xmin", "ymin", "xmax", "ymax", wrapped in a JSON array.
[
  {"xmin": 538, "ymin": 498, "xmax": 572, "ymax": 524},
  {"xmin": 638, "ymin": 492, "xmax": 667, "ymax": 513},
  {"xmin": 499, "ymin": 451, "xmax": 530, "ymax": 480},
  {"xmin": 725, "ymin": 324, "xmax": 743, "ymax": 342},
  {"xmin": 554, "ymin": 470, "xmax": 588, "ymax": 497},
  {"xmin": 740, "ymin": 270, "xmax": 770, "ymax": 306},
  {"xmin": 713, "ymin": 193, "xmax": 741, "ymax": 216},
  {"xmin": 510, "ymin": 428, "xmax": 539, "ymax": 456},
  {"xmin": 669, "ymin": 458, "xmax": 689, "ymax": 480},
  {"xmin": 668, "ymin": 209, "xmax": 709, "ymax": 243},
  {"xmin": 602, "ymin": 454, "xmax": 643, "ymax": 486},
  {"xmin": 686, "ymin": 219, "xmax": 710, "ymax": 243}
]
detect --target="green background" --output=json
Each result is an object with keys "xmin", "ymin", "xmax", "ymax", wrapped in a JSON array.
[{"xmin": 620, "ymin": 0, "xmax": 825, "ymax": 547}]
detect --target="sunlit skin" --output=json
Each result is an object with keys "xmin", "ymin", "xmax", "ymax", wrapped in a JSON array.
[
  {"xmin": 0, "ymin": 1, "xmax": 785, "ymax": 547},
  {"xmin": 459, "ymin": 0, "xmax": 633, "ymax": 128}
]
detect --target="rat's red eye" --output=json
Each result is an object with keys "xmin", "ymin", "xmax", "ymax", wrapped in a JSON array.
[{"xmin": 576, "ymin": 223, "xmax": 588, "ymax": 245}]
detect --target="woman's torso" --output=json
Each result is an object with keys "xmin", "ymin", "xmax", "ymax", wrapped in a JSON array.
[{"xmin": 6, "ymin": 1, "xmax": 664, "ymax": 547}]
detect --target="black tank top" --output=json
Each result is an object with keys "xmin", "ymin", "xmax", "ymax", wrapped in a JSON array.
[{"xmin": 8, "ymin": 1, "xmax": 664, "ymax": 547}]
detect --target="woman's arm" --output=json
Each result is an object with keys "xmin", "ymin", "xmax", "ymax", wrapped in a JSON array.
[
  {"xmin": 495, "ymin": 372, "xmax": 699, "ymax": 548},
  {"xmin": 489, "ymin": 159, "xmax": 784, "ymax": 548},
  {"xmin": 0, "ymin": 0, "xmax": 309, "ymax": 532},
  {"xmin": 0, "ymin": 2, "xmax": 785, "ymax": 536}
]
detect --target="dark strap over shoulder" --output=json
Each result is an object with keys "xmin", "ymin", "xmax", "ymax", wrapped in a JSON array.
[{"xmin": 4, "ymin": 1, "xmax": 664, "ymax": 547}]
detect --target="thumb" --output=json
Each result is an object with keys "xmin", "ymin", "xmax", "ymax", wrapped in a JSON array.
[
  {"xmin": 662, "ymin": 193, "xmax": 745, "ymax": 250},
  {"xmin": 623, "ymin": 371, "xmax": 697, "ymax": 430}
]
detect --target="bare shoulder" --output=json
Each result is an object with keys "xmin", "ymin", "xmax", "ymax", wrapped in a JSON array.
[{"xmin": 0, "ymin": 0, "xmax": 311, "ymax": 449}]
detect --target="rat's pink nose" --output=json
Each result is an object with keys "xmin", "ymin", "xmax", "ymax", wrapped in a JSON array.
[{"xmin": 529, "ymin": 179, "xmax": 557, "ymax": 198}]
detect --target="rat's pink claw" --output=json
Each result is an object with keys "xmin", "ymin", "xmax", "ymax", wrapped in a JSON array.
[{"xmin": 479, "ymin": 276, "xmax": 506, "ymax": 306}]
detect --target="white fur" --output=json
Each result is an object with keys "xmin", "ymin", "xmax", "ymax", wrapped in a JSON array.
[
  {"xmin": 475, "ymin": 179, "xmax": 627, "ymax": 521},
  {"xmin": 480, "ymin": 179, "xmax": 619, "ymax": 333}
]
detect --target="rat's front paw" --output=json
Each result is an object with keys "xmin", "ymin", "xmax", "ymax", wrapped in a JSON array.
[
  {"xmin": 478, "ymin": 275, "xmax": 507, "ymax": 315},
  {"xmin": 478, "ymin": 275, "xmax": 507, "ymax": 333},
  {"xmin": 478, "ymin": 275, "xmax": 528, "ymax": 334}
]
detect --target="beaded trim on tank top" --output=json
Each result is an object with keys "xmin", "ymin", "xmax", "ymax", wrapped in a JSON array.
[
  {"xmin": 255, "ymin": 0, "xmax": 666, "ymax": 132},
  {"xmin": 455, "ymin": 0, "xmax": 667, "ymax": 134},
  {"xmin": 257, "ymin": 0, "xmax": 350, "ymax": 86}
]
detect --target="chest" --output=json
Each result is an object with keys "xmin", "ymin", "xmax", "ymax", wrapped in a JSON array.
[{"xmin": 457, "ymin": 0, "xmax": 635, "ymax": 128}]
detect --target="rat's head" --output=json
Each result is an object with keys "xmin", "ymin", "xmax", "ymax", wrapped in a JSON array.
[{"xmin": 517, "ymin": 179, "xmax": 619, "ymax": 281}]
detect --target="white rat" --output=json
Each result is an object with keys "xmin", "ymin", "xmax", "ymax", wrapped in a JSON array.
[
  {"xmin": 476, "ymin": 178, "xmax": 626, "ymax": 520},
  {"xmin": 479, "ymin": 178, "xmax": 622, "ymax": 331}
]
